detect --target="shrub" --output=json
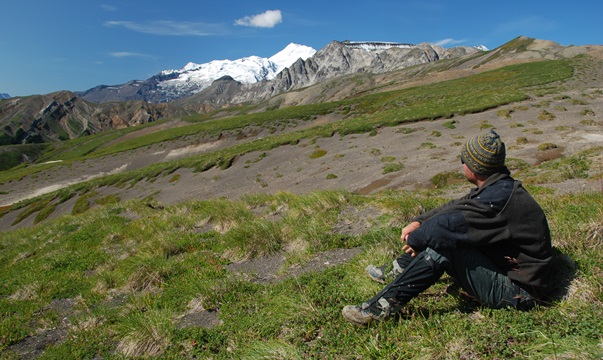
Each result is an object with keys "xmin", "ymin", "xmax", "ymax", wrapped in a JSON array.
[
  {"xmin": 496, "ymin": 109, "xmax": 513, "ymax": 118},
  {"xmin": 96, "ymin": 194, "xmax": 121, "ymax": 205},
  {"xmin": 442, "ymin": 120, "xmax": 456, "ymax": 129},
  {"xmin": 431, "ymin": 171, "xmax": 465, "ymax": 188},
  {"xmin": 580, "ymin": 119, "xmax": 597, "ymax": 126},
  {"xmin": 569, "ymin": 99, "xmax": 589, "ymax": 105},
  {"xmin": 537, "ymin": 143, "xmax": 558, "ymax": 151},
  {"xmin": 309, "ymin": 149, "xmax": 327, "ymax": 159},
  {"xmin": 538, "ymin": 110, "xmax": 555, "ymax": 121},
  {"xmin": 479, "ymin": 122, "xmax": 493, "ymax": 130},
  {"xmin": 370, "ymin": 148, "xmax": 382, "ymax": 156},
  {"xmin": 382, "ymin": 162, "xmax": 404, "ymax": 174}
]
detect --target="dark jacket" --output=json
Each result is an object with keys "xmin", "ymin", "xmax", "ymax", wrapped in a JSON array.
[{"xmin": 407, "ymin": 169, "xmax": 553, "ymax": 295}]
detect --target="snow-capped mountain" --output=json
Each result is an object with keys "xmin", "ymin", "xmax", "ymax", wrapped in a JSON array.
[
  {"xmin": 157, "ymin": 43, "xmax": 315, "ymax": 99},
  {"xmin": 78, "ymin": 40, "xmax": 486, "ymax": 104},
  {"xmin": 78, "ymin": 43, "xmax": 316, "ymax": 103}
]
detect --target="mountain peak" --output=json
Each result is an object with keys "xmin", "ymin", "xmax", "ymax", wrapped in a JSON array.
[{"xmin": 269, "ymin": 43, "xmax": 316, "ymax": 71}]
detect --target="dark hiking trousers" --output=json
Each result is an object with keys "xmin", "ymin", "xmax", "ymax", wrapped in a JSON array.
[{"xmin": 364, "ymin": 247, "xmax": 535, "ymax": 315}]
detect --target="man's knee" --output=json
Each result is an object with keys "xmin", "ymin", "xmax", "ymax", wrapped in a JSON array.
[{"xmin": 423, "ymin": 247, "xmax": 452, "ymax": 269}]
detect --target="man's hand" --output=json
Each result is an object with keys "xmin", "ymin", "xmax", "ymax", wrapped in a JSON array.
[
  {"xmin": 401, "ymin": 221, "xmax": 420, "ymax": 242},
  {"xmin": 401, "ymin": 221, "xmax": 420, "ymax": 257},
  {"xmin": 402, "ymin": 244, "xmax": 418, "ymax": 257}
]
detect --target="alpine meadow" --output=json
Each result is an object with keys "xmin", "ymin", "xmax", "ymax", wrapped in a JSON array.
[{"xmin": 1, "ymin": 36, "xmax": 602, "ymax": 359}]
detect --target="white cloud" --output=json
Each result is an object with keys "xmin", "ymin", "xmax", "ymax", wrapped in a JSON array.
[
  {"xmin": 100, "ymin": 4, "xmax": 117, "ymax": 12},
  {"xmin": 109, "ymin": 52, "xmax": 150, "ymax": 58},
  {"xmin": 105, "ymin": 20, "xmax": 224, "ymax": 36},
  {"xmin": 235, "ymin": 10, "xmax": 282, "ymax": 28},
  {"xmin": 434, "ymin": 38, "xmax": 467, "ymax": 47}
]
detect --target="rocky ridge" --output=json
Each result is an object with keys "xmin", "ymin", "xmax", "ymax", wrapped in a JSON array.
[{"xmin": 180, "ymin": 41, "xmax": 483, "ymax": 107}]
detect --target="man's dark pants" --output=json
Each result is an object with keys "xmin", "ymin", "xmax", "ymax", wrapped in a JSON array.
[{"xmin": 364, "ymin": 246, "xmax": 534, "ymax": 315}]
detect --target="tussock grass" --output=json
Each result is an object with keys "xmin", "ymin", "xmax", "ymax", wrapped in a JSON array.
[
  {"xmin": 221, "ymin": 219, "xmax": 283, "ymax": 261},
  {"xmin": 116, "ymin": 308, "xmax": 174, "ymax": 357}
]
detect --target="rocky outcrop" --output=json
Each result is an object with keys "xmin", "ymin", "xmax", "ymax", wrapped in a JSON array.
[
  {"xmin": 171, "ymin": 76, "xmax": 243, "ymax": 111},
  {"xmin": 0, "ymin": 91, "xmax": 177, "ymax": 144}
]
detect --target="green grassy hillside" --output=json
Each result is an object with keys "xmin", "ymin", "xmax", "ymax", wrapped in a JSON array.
[{"xmin": 1, "ymin": 188, "xmax": 602, "ymax": 358}]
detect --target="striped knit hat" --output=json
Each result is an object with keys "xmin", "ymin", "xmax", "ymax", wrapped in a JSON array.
[{"xmin": 460, "ymin": 129, "xmax": 506, "ymax": 176}]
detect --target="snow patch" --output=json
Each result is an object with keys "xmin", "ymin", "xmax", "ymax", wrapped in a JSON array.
[
  {"xmin": 0, "ymin": 164, "xmax": 129, "ymax": 207},
  {"xmin": 165, "ymin": 142, "xmax": 221, "ymax": 160},
  {"xmin": 342, "ymin": 41, "xmax": 415, "ymax": 51}
]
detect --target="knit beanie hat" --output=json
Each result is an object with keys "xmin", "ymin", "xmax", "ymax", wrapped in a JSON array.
[{"xmin": 460, "ymin": 129, "xmax": 506, "ymax": 176}]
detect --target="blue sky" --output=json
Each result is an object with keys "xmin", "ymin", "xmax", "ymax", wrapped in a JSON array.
[{"xmin": 1, "ymin": 0, "xmax": 601, "ymax": 97}]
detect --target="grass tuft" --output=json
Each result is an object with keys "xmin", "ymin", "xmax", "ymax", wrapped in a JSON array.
[{"xmin": 116, "ymin": 308, "xmax": 174, "ymax": 357}]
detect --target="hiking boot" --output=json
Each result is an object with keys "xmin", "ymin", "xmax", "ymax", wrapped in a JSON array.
[
  {"xmin": 341, "ymin": 303, "xmax": 387, "ymax": 325},
  {"xmin": 365, "ymin": 264, "xmax": 393, "ymax": 284},
  {"xmin": 366, "ymin": 257, "xmax": 407, "ymax": 283}
]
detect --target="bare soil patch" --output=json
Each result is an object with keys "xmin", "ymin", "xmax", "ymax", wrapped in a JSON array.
[{"xmin": 227, "ymin": 247, "xmax": 363, "ymax": 284}]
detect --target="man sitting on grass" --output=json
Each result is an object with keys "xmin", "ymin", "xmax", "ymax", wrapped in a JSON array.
[{"xmin": 342, "ymin": 130, "xmax": 554, "ymax": 325}]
